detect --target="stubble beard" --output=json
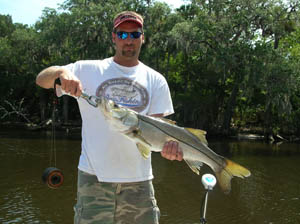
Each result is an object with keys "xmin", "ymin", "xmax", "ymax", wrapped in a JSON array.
[{"xmin": 122, "ymin": 49, "xmax": 136, "ymax": 57}]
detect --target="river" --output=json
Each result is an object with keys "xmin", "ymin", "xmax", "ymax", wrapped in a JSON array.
[{"xmin": 0, "ymin": 128, "xmax": 299, "ymax": 224}]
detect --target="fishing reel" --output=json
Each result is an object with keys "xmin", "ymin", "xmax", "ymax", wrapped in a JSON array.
[{"xmin": 42, "ymin": 167, "xmax": 64, "ymax": 189}]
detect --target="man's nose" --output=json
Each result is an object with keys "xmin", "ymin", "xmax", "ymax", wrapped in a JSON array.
[{"xmin": 124, "ymin": 36, "xmax": 134, "ymax": 43}]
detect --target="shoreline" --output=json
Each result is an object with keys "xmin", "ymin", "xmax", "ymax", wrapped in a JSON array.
[{"xmin": 1, "ymin": 121, "xmax": 299, "ymax": 143}]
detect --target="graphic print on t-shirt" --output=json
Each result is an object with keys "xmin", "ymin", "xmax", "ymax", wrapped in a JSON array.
[{"xmin": 96, "ymin": 78, "xmax": 149, "ymax": 112}]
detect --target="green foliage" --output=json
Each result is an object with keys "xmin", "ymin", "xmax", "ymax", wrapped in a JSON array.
[{"xmin": 1, "ymin": 0, "xmax": 300, "ymax": 137}]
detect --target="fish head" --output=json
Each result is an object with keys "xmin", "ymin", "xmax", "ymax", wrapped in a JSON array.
[{"xmin": 98, "ymin": 97, "xmax": 138, "ymax": 131}]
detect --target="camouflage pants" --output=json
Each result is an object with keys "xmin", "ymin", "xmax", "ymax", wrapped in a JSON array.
[{"xmin": 74, "ymin": 170, "xmax": 160, "ymax": 224}]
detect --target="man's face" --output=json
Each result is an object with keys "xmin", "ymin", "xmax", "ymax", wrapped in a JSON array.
[{"xmin": 112, "ymin": 21, "xmax": 144, "ymax": 64}]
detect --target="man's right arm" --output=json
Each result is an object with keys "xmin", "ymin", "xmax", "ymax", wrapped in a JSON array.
[{"xmin": 36, "ymin": 66, "xmax": 82, "ymax": 97}]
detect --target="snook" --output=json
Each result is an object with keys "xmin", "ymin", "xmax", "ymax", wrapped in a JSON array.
[{"xmin": 99, "ymin": 98, "xmax": 251, "ymax": 194}]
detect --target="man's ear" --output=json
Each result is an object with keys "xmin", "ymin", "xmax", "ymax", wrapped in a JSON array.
[{"xmin": 112, "ymin": 32, "xmax": 116, "ymax": 43}]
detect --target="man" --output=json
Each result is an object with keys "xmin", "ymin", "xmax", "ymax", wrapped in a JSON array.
[{"xmin": 36, "ymin": 11, "xmax": 182, "ymax": 224}]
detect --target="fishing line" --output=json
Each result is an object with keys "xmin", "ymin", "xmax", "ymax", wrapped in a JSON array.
[
  {"xmin": 41, "ymin": 79, "xmax": 64, "ymax": 189},
  {"xmin": 50, "ymin": 98, "xmax": 58, "ymax": 167},
  {"xmin": 200, "ymin": 190, "xmax": 209, "ymax": 224}
]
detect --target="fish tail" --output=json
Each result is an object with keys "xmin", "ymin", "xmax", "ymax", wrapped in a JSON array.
[{"xmin": 215, "ymin": 159, "xmax": 251, "ymax": 194}]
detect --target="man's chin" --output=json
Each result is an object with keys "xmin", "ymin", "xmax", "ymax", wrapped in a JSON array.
[{"xmin": 122, "ymin": 50, "xmax": 136, "ymax": 57}]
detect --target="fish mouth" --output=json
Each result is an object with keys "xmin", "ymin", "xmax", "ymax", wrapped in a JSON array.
[
  {"xmin": 97, "ymin": 97, "xmax": 115, "ymax": 119},
  {"xmin": 100, "ymin": 97, "xmax": 118, "ymax": 112},
  {"xmin": 105, "ymin": 99, "xmax": 116, "ymax": 111},
  {"xmin": 100, "ymin": 98, "xmax": 138, "ymax": 131},
  {"xmin": 102, "ymin": 99, "xmax": 125, "ymax": 119}
]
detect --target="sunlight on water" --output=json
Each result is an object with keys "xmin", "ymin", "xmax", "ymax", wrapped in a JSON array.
[{"xmin": 1, "ymin": 129, "xmax": 300, "ymax": 224}]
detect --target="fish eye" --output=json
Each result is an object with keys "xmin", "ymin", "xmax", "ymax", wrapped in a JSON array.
[{"xmin": 132, "ymin": 129, "xmax": 139, "ymax": 134}]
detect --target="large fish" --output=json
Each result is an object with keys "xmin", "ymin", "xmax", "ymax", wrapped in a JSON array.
[{"xmin": 97, "ymin": 96, "xmax": 251, "ymax": 194}]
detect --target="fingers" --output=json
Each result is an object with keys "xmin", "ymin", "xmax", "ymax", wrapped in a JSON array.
[
  {"xmin": 62, "ymin": 80, "xmax": 82, "ymax": 97},
  {"xmin": 176, "ymin": 147, "xmax": 183, "ymax": 161},
  {"xmin": 59, "ymin": 70, "xmax": 82, "ymax": 97},
  {"xmin": 161, "ymin": 141, "xmax": 183, "ymax": 161}
]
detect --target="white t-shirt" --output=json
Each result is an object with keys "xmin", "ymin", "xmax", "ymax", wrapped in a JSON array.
[{"xmin": 63, "ymin": 57, "xmax": 174, "ymax": 183}]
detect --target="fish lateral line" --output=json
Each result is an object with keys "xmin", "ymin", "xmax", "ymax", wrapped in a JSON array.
[{"xmin": 137, "ymin": 114, "xmax": 223, "ymax": 166}]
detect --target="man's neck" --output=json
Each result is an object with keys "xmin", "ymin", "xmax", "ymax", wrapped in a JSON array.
[{"xmin": 113, "ymin": 56, "xmax": 139, "ymax": 67}]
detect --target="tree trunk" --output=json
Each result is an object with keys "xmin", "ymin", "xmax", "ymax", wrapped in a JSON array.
[
  {"xmin": 264, "ymin": 100, "xmax": 273, "ymax": 137},
  {"xmin": 274, "ymin": 33, "xmax": 280, "ymax": 49},
  {"xmin": 39, "ymin": 90, "xmax": 46, "ymax": 121},
  {"xmin": 165, "ymin": 52, "xmax": 170, "ymax": 80},
  {"xmin": 222, "ymin": 82, "xmax": 239, "ymax": 134}
]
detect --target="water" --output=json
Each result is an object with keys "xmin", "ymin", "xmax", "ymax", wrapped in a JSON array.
[{"xmin": 0, "ymin": 129, "xmax": 300, "ymax": 224}]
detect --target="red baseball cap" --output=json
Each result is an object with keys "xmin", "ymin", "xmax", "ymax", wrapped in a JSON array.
[{"xmin": 113, "ymin": 12, "xmax": 143, "ymax": 30}]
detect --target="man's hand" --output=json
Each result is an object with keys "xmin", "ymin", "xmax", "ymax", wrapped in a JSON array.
[
  {"xmin": 58, "ymin": 68, "xmax": 82, "ymax": 97},
  {"xmin": 161, "ymin": 140, "xmax": 183, "ymax": 161}
]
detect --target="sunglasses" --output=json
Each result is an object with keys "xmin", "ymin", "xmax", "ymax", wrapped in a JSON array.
[{"xmin": 116, "ymin": 31, "xmax": 143, "ymax": 40}]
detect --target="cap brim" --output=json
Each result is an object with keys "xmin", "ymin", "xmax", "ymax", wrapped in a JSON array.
[{"xmin": 113, "ymin": 18, "xmax": 143, "ymax": 29}]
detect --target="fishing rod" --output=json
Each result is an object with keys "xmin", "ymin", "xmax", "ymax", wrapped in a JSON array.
[{"xmin": 200, "ymin": 174, "xmax": 217, "ymax": 224}]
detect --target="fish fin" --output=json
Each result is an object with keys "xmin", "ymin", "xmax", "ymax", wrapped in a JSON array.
[
  {"xmin": 185, "ymin": 128, "xmax": 208, "ymax": 145},
  {"xmin": 136, "ymin": 143, "xmax": 151, "ymax": 159},
  {"xmin": 184, "ymin": 159, "xmax": 203, "ymax": 175},
  {"xmin": 127, "ymin": 128, "xmax": 153, "ymax": 146},
  {"xmin": 215, "ymin": 158, "xmax": 251, "ymax": 194},
  {"xmin": 159, "ymin": 117, "xmax": 177, "ymax": 125}
]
